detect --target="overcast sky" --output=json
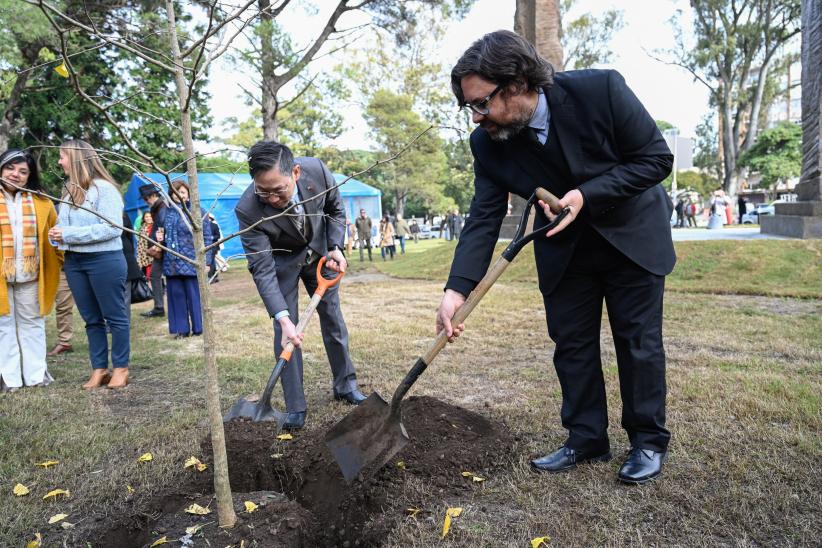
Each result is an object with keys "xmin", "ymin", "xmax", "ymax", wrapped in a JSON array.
[{"xmin": 206, "ymin": 0, "xmax": 709, "ymax": 149}]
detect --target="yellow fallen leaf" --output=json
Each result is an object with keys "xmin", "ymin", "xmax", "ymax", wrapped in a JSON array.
[
  {"xmin": 48, "ymin": 513, "xmax": 68, "ymax": 524},
  {"xmin": 36, "ymin": 460, "xmax": 59, "ymax": 468},
  {"xmin": 406, "ymin": 507, "xmax": 421, "ymax": 517},
  {"xmin": 126, "ymin": 485, "xmax": 135, "ymax": 494},
  {"xmin": 186, "ymin": 524, "xmax": 204, "ymax": 535},
  {"xmin": 531, "ymin": 536, "xmax": 551, "ymax": 548},
  {"xmin": 138, "ymin": 452, "xmax": 153, "ymax": 463},
  {"xmin": 196, "ymin": 462, "xmax": 207, "ymax": 472},
  {"xmin": 26, "ymin": 532, "xmax": 42, "ymax": 548},
  {"xmin": 271, "ymin": 453, "xmax": 284, "ymax": 459},
  {"xmin": 61, "ymin": 521, "xmax": 75, "ymax": 530},
  {"xmin": 461, "ymin": 471, "xmax": 474, "ymax": 477},
  {"xmin": 184, "ymin": 456, "xmax": 200, "ymax": 468},
  {"xmin": 240, "ymin": 541, "xmax": 245, "ymax": 548},
  {"xmin": 54, "ymin": 62, "xmax": 69, "ymax": 78},
  {"xmin": 185, "ymin": 503, "xmax": 211, "ymax": 515},
  {"xmin": 441, "ymin": 507, "xmax": 463, "ymax": 538},
  {"xmin": 244, "ymin": 501, "xmax": 258, "ymax": 513},
  {"xmin": 396, "ymin": 461, "xmax": 406, "ymax": 470},
  {"xmin": 276, "ymin": 433, "xmax": 293, "ymax": 441},
  {"xmin": 43, "ymin": 488, "xmax": 71, "ymax": 500},
  {"xmin": 472, "ymin": 476, "xmax": 485, "ymax": 482},
  {"xmin": 149, "ymin": 536, "xmax": 168, "ymax": 547},
  {"xmin": 14, "ymin": 483, "xmax": 30, "ymax": 496}
]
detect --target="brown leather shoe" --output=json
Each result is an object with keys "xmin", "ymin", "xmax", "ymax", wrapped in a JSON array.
[
  {"xmin": 47, "ymin": 343, "xmax": 73, "ymax": 357},
  {"xmin": 82, "ymin": 369, "xmax": 111, "ymax": 390},
  {"xmin": 107, "ymin": 368, "xmax": 129, "ymax": 389}
]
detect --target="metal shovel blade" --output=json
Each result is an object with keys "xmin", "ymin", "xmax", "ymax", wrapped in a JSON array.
[
  {"xmin": 324, "ymin": 392, "xmax": 410, "ymax": 483},
  {"xmin": 222, "ymin": 396, "xmax": 287, "ymax": 426}
]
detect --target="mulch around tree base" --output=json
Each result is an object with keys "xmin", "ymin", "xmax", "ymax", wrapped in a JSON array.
[{"xmin": 85, "ymin": 396, "xmax": 516, "ymax": 547}]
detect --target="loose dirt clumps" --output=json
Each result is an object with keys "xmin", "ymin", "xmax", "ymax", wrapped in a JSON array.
[{"xmin": 86, "ymin": 396, "xmax": 516, "ymax": 547}]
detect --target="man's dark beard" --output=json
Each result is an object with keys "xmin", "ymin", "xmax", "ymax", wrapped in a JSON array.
[{"xmin": 487, "ymin": 118, "xmax": 530, "ymax": 142}]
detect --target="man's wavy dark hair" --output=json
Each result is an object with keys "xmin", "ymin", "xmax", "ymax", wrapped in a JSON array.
[{"xmin": 450, "ymin": 30, "xmax": 554, "ymax": 105}]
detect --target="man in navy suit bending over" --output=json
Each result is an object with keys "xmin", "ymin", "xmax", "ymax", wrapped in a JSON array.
[{"xmin": 436, "ymin": 30, "xmax": 676, "ymax": 484}]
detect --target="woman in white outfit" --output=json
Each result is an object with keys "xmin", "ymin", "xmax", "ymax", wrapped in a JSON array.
[{"xmin": 0, "ymin": 149, "xmax": 62, "ymax": 392}]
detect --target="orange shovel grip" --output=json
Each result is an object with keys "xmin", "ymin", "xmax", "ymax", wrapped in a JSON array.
[{"xmin": 315, "ymin": 256, "xmax": 344, "ymax": 296}]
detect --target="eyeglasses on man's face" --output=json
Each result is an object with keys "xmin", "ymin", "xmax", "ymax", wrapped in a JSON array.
[
  {"xmin": 253, "ymin": 182, "xmax": 290, "ymax": 199},
  {"xmin": 460, "ymin": 84, "xmax": 503, "ymax": 116}
]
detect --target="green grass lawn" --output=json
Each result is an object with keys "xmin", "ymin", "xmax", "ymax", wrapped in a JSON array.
[
  {"xmin": 1, "ymin": 238, "xmax": 820, "ymax": 546},
  {"xmin": 370, "ymin": 238, "xmax": 822, "ymax": 298}
]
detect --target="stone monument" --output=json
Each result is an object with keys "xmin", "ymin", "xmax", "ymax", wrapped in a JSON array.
[{"xmin": 761, "ymin": 0, "xmax": 822, "ymax": 238}]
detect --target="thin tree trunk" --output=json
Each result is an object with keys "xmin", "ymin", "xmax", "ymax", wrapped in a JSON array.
[
  {"xmin": 259, "ymin": 0, "xmax": 279, "ymax": 140},
  {"xmin": 165, "ymin": 0, "xmax": 237, "ymax": 529}
]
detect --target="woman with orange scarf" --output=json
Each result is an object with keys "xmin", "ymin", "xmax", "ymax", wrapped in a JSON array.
[{"xmin": 0, "ymin": 149, "xmax": 62, "ymax": 392}]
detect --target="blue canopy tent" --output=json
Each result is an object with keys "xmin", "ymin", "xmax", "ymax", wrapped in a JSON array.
[
  {"xmin": 334, "ymin": 174, "xmax": 382, "ymax": 235},
  {"xmin": 124, "ymin": 172, "xmax": 381, "ymax": 259}
]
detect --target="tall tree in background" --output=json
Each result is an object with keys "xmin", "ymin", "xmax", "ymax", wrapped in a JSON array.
[
  {"xmin": 0, "ymin": 0, "xmax": 54, "ymax": 151},
  {"xmin": 240, "ymin": 0, "xmax": 472, "ymax": 141},
  {"xmin": 515, "ymin": 0, "xmax": 564, "ymax": 68},
  {"xmin": 365, "ymin": 89, "xmax": 449, "ymax": 216},
  {"xmin": 739, "ymin": 120, "xmax": 802, "ymax": 191},
  {"xmin": 560, "ymin": 0, "xmax": 624, "ymax": 70},
  {"xmin": 670, "ymin": 0, "xmax": 801, "ymax": 198}
]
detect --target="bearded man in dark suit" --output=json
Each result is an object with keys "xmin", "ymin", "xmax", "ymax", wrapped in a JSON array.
[
  {"xmin": 436, "ymin": 30, "xmax": 675, "ymax": 484},
  {"xmin": 235, "ymin": 141, "xmax": 367, "ymax": 431}
]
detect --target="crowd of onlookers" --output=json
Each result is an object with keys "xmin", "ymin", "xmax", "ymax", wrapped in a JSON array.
[
  {"xmin": 346, "ymin": 208, "xmax": 463, "ymax": 262},
  {"xmin": 0, "ymin": 140, "xmax": 223, "ymax": 393}
]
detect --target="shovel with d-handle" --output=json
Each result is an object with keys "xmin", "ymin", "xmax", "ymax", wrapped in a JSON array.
[
  {"xmin": 325, "ymin": 187, "xmax": 568, "ymax": 483},
  {"xmin": 223, "ymin": 256, "xmax": 345, "ymax": 425}
]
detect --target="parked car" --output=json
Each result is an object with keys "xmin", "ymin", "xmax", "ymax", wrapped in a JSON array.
[
  {"xmin": 417, "ymin": 224, "xmax": 433, "ymax": 239},
  {"xmin": 741, "ymin": 202, "xmax": 778, "ymax": 224}
]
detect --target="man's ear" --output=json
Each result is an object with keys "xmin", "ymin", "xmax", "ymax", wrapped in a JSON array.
[{"xmin": 292, "ymin": 164, "xmax": 301, "ymax": 182}]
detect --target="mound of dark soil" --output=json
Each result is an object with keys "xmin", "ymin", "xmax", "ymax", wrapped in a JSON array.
[{"xmin": 84, "ymin": 396, "xmax": 516, "ymax": 547}]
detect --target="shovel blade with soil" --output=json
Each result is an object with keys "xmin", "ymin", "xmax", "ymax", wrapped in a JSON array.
[
  {"xmin": 325, "ymin": 392, "xmax": 410, "ymax": 482},
  {"xmin": 325, "ymin": 188, "xmax": 567, "ymax": 483}
]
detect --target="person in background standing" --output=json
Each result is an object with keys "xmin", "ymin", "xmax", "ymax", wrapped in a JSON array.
[
  {"xmin": 379, "ymin": 213, "xmax": 396, "ymax": 260},
  {"xmin": 121, "ymin": 211, "xmax": 142, "ymax": 307},
  {"xmin": 48, "ymin": 199, "xmax": 75, "ymax": 357},
  {"xmin": 395, "ymin": 213, "xmax": 411, "ymax": 254},
  {"xmin": 206, "ymin": 213, "xmax": 222, "ymax": 284},
  {"xmin": 136, "ymin": 211, "xmax": 154, "ymax": 277},
  {"xmin": 138, "ymin": 184, "xmax": 166, "ymax": 318},
  {"xmin": 51, "ymin": 139, "xmax": 130, "ymax": 389},
  {"xmin": 674, "ymin": 198, "xmax": 685, "ymax": 228},
  {"xmin": 156, "ymin": 180, "xmax": 213, "ymax": 338},
  {"xmin": 410, "ymin": 218, "xmax": 420, "ymax": 243},
  {"xmin": 452, "ymin": 208, "xmax": 463, "ymax": 240},
  {"xmin": 345, "ymin": 217, "xmax": 356, "ymax": 256},
  {"xmin": 355, "ymin": 208, "xmax": 373, "ymax": 262},
  {"xmin": 685, "ymin": 198, "xmax": 697, "ymax": 227},
  {"xmin": 737, "ymin": 194, "xmax": 747, "ymax": 225},
  {"xmin": 0, "ymin": 149, "xmax": 62, "ymax": 391}
]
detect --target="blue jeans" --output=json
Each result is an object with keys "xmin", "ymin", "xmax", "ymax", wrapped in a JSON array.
[
  {"xmin": 397, "ymin": 235, "xmax": 406, "ymax": 254},
  {"xmin": 64, "ymin": 251, "xmax": 130, "ymax": 369}
]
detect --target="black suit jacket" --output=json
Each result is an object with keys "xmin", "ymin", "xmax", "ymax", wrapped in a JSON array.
[
  {"xmin": 447, "ymin": 69, "xmax": 676, "ymax": 296},
  {"xmin": 235, "ymin": 156, "xmax": 346, "ymax": 317}
]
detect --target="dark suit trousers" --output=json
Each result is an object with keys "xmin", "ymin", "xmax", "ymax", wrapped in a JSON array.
[
  {"xmin": 273, "ymin": 257, "xmax": 358, "ymax": 413},
  {"xmin": 544, "ymin": 223, "xmax": 670, "ymax": 453}
]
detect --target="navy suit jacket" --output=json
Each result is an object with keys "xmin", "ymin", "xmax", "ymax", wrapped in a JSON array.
[{"xmin": 446, "ymin": 69, "xmax": 676, "ymax": 296}]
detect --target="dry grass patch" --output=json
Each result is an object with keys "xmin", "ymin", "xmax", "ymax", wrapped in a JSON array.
[{"xmin": 0, "ymin": 263, "xmax": 819, "ymax": 546}]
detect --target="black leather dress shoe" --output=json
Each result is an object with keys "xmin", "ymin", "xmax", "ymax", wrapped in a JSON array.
[
  {"xmin": 140, "ymin": 308, "xmax": 165, "ymax": 318},
  {"xmin": 617, "ymin": 448, "xmax": 667, "ymax": 484},
  {"xmin": 282, "ymin": 412, "xmax": 305, "ymax": 431},
  {"xmin": 333, "ymin": 389, "xmax": 367, "ymax": 405},
  {"xmin": 530, "ymin": 446, "xmax": 612, "ymax": 473}
]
